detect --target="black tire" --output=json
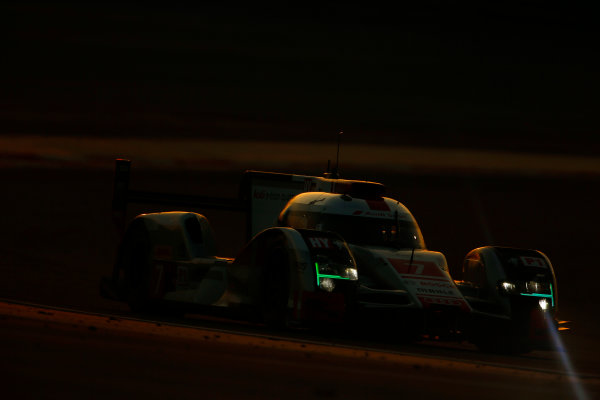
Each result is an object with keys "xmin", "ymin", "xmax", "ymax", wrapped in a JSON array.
[
  {"xmin": 472, "ymin": 321, "xmax": 531, "ymax": 354},
  {"xmin": 261, "ymin": 246, "xmax": 291, "ymax": 328},
  {"xmin": 116, "ymin": 219, "xmax": 155, "ymax": 313},
  {"xmin": 475, "ymin": 335, "xmax": 530, "ymax": 354}
]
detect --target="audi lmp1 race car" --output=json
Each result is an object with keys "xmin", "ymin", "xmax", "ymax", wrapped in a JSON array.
[{"xmin": 101, "ymin": 159, "xmax": 563, "ymax": 352}]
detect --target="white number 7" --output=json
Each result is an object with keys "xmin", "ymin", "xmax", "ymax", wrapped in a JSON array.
[{"xmin": 414, "ymin": 264, "xmax": 424, "ymax": 275}]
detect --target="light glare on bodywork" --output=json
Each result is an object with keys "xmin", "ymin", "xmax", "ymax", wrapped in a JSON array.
[{"xmin": 544, "ymin": 313, "xmax": 590, "ymax": 400}]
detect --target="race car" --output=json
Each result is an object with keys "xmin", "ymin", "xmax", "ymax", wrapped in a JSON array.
[
  {"xmin": 277, "ymin": 191, "xmax": 562, "ymax": 350},
  {"xmin": 102, "ymin": 159, "xmax": 562, "ymax": 351}
]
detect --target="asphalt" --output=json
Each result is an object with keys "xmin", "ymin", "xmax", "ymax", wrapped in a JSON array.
[{"xmin": 2, "ymin": 300, "xmax": 598, "ymax": 400}]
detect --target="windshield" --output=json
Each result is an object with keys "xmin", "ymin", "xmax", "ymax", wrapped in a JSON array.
[{"xmin": 317, "ymin": 214, "xmax": 425, "ymax": 250}]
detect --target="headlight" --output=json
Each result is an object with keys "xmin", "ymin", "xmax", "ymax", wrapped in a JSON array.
[
  {"xmin": 498, "ymin": 280, "xmax": 555, "ymax": 308},
  {"xmin": 317, "ymin": 262, "xmax": 341, "ymax": 276},
  {"xmin": 520, "ymin": 283, "xmax": 555, "ymax": 308},
  {"xmin": 525, "ymin": 280, "xmax": 551, "ymax": 294},
  {"xmin": 319, "ymin": 278, "xmax": 335, "ymax": 292},
  {"xmin": 526, "ymin": 281, "xmax": 541, "ymax": 292},
  {"xmin": 344, "ymin": 267, "xmax": 358, "ymax": 281},
  {"xmin": 499, "ymin": 281, "xmax": 517, "ymax": 294},
  {"xmin": 315, "ymin": 262, "xmax": 358, "ymax": 291},
  {"xmin": 316, "ymin": 262, "xmax": 357, "ymax": 280}
]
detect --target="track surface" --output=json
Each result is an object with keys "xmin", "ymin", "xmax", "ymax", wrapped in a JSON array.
[
  {"xmin": 1, "ymin": 162, "xmax": 599, "ymax": 399},
  {"xmin": 2, "ymin": 300, "xmax": 599, "ymax": 400}
]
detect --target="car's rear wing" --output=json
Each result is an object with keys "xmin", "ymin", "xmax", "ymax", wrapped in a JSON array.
[
  {"xmin": 112, "ymin": 159, "xmax": 385, "ymax": 241},
  {"xmin": 112, "ymin": 158, "xmax": 245, "ymax": 225},
  {"xmin": 240, "ymin": 171, "xmax": 386, "ymax": 238}
]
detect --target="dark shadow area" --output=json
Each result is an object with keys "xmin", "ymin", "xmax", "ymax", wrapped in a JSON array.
[{"xmin": 3, "ymin": 3, "xmax": 598, "ymax": 154}]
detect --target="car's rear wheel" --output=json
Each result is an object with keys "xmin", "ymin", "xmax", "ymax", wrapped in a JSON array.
[
  {"xmin": 116, "ymin": 220, "xmax": 155, "ymax": 313},
  {"xmin": 472, "ymin": 319, "xmax": 531, "ymax": 354},
  {"xmin": 261, "ymin": 246, "xmax": 291, "ymax": 328}
]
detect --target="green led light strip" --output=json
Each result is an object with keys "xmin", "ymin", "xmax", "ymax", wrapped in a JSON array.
[
  {"xmin": 315, "ymin": 262, "xmax": 350, "ymax": 287},
  {"xmin": 520, "ymin": 284, "xmax": 554, "ymax": 307}
]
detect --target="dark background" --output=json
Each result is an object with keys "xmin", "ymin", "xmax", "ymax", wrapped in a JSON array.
[{"xmin": 3, "ymin": 2, "xmax": 598, "ymax": 154}]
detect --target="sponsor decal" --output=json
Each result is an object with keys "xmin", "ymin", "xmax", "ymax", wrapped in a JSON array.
[
  {"xmin": 253, "ymin": 189, "xmax": 266, "ymax": 199},
  {"xmin": 388, "ymin": 258, "xmax": 445, "ymax": 277},
  {"xmin": 416, "ymin": 286, "xmax": 456, "ymax": 296},
  {"xmin": 387, "ymin": 258, "xmax": 470, "ymax": 311},
  {"xmin": 366, "ymin": 199, "xmax": 390, "ymax": 211},
  {"xmin": 520, "ymin": 256, "xmax": 547, "ymax": 268},
  {"xmin": 150, "ymin": 263, "xmax": 164, "ymax": 298},
  {"xmin": 304, "ymin": 178, "xmax": 316, "ymax": 192},
  {"xmin": 364, "ymin": 211, "xmax": 392, "ymax": 217},
  {"xmin": 251, "ymin": 184, "xmax": 304, "ymax": 235},
  {"xmin": 253, "ymin": 189, "xmax": 295, "ymax": 202},
  {"xmin": 308, "ymin": 237, "xmax": 331, "ymax": 249},
  {"xmin": 417, "ymin": 296, "xmax": 471, "ymax": 311},
  {"xmin": 150, "ymin": 261, "xmax": 181, "ymax": 297}
]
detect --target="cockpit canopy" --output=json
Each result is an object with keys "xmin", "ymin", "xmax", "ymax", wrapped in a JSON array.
[{"xmin": 279, "ymin": 192, "xmax": 426, "ymax": 250}]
